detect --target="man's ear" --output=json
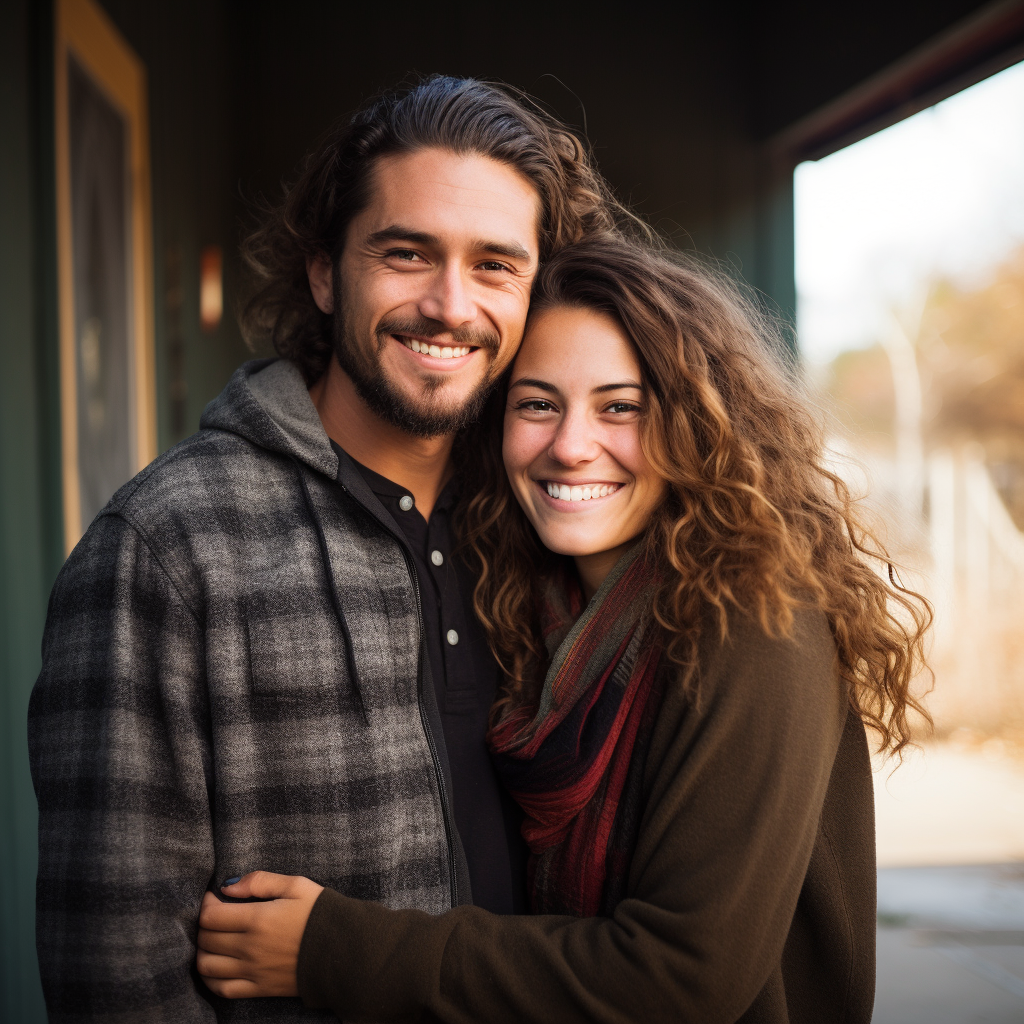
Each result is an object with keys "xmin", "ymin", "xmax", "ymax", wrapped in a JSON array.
[{"xmin": 306, "ymin": 255, "xmax": 334, "ymax": 314}]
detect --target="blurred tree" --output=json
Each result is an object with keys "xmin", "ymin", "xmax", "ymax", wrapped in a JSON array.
[
  {"xmin": 920, "ymin": 246, "xmax": 1024, "ymax": 444},
  {"xmin": 819, "ymin": 343, "xmax": 896, "ymax": 446},
  {"xmin": 919, "ymin": 245, "xmax": 1024, "ymax": 522},
  {"xmin": 820, "ymin": 243, "xmax": 1024, "ymax": 522}
]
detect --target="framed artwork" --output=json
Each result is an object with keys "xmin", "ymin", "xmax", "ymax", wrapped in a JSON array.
[{"xmin": 55, "ymin": 0, "xmax": 155, "ymax": 552}]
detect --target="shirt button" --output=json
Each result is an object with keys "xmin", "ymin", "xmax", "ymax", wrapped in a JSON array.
[
  {"xmin": 431, "ymin": 549, "xmax": 444, "ymax": 566},
  {"xmin": 399, "ymin": 495, "xmax": 414, "ymax": 512},
  {"xmin": 446, "ymin": 629, "xmax": 459, "ymax": 646}
]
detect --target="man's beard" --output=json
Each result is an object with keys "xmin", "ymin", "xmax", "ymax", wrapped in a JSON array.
[{"xmin": 332, "ymin": 307, "xmax": 502, "ymax": 439}]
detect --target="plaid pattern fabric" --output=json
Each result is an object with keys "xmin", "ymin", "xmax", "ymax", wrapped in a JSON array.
[
  {"xmin": 29, "ymin": 360, "xmax": 455, "ymax": 1022},
  {"xmin": 488, "ymin": 545, "xmax": 662, "ymax": 917}
]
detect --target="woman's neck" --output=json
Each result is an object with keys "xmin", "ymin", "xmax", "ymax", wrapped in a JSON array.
[{"xmin": 574, "ymin": 540, "xmax": 636, "ymax": 603}]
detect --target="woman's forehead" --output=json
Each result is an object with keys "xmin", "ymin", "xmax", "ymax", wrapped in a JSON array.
[{"xmin": 515, "ymin": 305, "xmax": 639, "ymax": 381}]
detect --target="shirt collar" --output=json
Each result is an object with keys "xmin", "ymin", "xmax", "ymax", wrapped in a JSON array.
[{"xmin": 330, "ymin": 440, "xmax": 457, "ymax": 512}]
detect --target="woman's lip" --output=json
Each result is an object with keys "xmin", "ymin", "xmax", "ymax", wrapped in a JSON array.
[
  {"xmin": 540, "ymin": 480, "xmax": 623, "ymax": 488},
  {"xmin": 533, "ymin": 479, "xmax": 625, "ymax": 509}
]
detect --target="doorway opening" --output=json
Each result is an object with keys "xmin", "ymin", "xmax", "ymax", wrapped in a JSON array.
[{"xmin": 796, "ymin": 59, "xmax": 1024, "ymax": 1021}]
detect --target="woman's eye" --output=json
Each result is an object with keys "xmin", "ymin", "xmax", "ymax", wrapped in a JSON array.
[
  {"xmin": 517, "ymin": 399, "xmax": 555, "ymax": 413},
  {"xmin": 606, "ymin": 402, "xmax": 641, "ymax": 415}
]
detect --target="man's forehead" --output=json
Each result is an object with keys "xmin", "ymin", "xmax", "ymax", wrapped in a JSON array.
[{"xmin": 361, "ymin": 148, "xmax": 541, "ymax": 242}]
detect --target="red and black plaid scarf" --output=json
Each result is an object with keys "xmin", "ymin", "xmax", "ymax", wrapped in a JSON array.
[{"xmin": 487, "ymin": 544, "xmax": 663, "ymax": 917}]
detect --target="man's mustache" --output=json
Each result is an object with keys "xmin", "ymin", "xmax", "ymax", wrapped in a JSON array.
[{"xmin": 376, "ymin": 314, "xmax": 500, "ymax": 353}]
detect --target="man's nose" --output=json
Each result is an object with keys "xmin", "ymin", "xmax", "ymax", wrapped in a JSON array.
[
  {"xmin": 548, "ymin": 410, "xmax": 601, "ymax": 466},
  {"xmin": 418, "ymin": 265, "xmax": 478, "ymax": 328}
]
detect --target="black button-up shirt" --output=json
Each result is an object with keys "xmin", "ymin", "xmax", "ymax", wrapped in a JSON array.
[{"xmin": 333, "ymin": 443, "xmax": 527, "ymax": 914}]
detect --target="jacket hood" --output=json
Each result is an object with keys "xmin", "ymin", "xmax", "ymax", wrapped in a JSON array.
[{"xmin": 200, "ymin": 359, "xmax": 339, "ymax": 480}]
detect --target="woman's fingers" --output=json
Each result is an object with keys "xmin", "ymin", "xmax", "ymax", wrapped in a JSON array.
[
  {"xmin": 195, "ymin": 875, "xmax": 324, "ymax": 999},
  {"xmin": 196, "ymin": 948, "xmax": 246, "ymax": 980},
  {"xmin": 197, "ymin": 927, "xmax": 247, "ymax": 957},
  {"xmin": 219, "ymin": 870, "xmax": 300, "ymax": 900},
  {"xmin": 202, "ymin": 976, "xmax": 263, "ymax": 999},
  {"xmin": 199, "ymin": 891, "xmax": 253, "ymax": 932}
]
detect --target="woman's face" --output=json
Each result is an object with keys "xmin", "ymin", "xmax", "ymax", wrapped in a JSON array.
[{"xmin": 503, "ymin": 305, "xmax": 666, "ymax": 575}]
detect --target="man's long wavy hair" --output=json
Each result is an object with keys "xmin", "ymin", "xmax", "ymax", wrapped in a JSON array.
[
  {"xmin": 240, "ymin": 75, "xmax": 637, "ymax": 384},
  {"xmin": 457, "ymin": 236, "xmax": 931, "ymax": 757}
]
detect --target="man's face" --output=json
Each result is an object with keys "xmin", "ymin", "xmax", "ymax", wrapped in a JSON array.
[{"xmin": 325, "ymin": 147, "xmax": 540, "ymax": 437}]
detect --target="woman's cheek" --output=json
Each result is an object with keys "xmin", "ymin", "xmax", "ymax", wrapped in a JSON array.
[{"xmin": 502, "ymin": 418, "xmax": 548, "ymax": 477}]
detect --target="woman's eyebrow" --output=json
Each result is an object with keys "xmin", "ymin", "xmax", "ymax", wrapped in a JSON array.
[
  {"xmin": 508, "ymin": 377, "xmax": 558, "ymax": 393},
  {"xmin": 508, "ymin": 379, "xmax": 643, "ymax": 394}
]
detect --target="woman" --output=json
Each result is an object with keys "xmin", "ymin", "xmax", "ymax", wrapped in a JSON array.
[{"xmin": 197, "ymin": 236, "xmax": 929, "ymax": 1022}]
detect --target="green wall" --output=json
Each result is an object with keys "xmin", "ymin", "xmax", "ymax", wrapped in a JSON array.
[{"xmin": 0, "ymin": 0, "xmax": 57, "ymax": 1017}]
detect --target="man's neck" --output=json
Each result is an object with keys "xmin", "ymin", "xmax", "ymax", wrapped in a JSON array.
[{"xmin": 309, "ymin": 357, "xmax": 454, "ymax": 520}]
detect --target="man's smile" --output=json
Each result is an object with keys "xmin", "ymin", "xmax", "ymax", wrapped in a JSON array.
[{"xmin": 392, "ymin": 333, "xmax": 481, "ymax": 368}]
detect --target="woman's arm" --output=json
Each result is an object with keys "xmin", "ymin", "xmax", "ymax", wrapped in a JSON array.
[{"xmin": 200, "ymin": 606, "xmax": 855, "ymax": 1023}]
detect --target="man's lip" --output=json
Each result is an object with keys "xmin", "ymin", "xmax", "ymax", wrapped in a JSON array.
[
  {"xmin": 393, "ymin": 332, "xmax": 479, "ymax": 350},
  {"xmin": 391, "ymin": 334, "xmax": 480, "ymax": 367}
]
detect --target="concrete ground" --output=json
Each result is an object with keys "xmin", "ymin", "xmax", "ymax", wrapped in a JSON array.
[{"xmin": 872, "ymin": 743, "xmax": 1024, "ymax": 1022}]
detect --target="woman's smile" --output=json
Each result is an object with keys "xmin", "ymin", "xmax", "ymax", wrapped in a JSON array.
[{"xmin": 539, "ymin": 479, "xmax": 625, "ymax": 508}]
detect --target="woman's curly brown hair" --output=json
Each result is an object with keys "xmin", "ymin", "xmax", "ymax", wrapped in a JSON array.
[
  {"xmin": 456, "ymin": 236, "xmax": 931, "ymax": 757},
  {"xmin": 239, "ymin": 75, "xmax": 644, "ymax": 384}
]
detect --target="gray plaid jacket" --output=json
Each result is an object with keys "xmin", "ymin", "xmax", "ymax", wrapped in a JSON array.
[{"xmin": 29, "ymin": 359, "xmax": 470, "ymax": 1022}]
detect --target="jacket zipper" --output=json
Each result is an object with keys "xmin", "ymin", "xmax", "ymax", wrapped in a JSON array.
[{"xmin": 337, "ymin": 481, "xmax": 459, "ymax": 908}]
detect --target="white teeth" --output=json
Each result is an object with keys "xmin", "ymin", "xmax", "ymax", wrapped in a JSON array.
[
  {"xmin": 546, "ymin": 482, "xmax": 620, "ymax": 501},
  {"xmin": 401, "ymin": 337, "xmax": 474, "ymax": 358}
]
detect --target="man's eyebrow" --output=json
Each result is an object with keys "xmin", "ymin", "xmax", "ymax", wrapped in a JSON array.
[
  {"xmin": 364, "ymin": 225, "xmax": 532, "ymax": 262},
  {"xmin": 472, "ymin": 238, "xmax": 532, "ymax": 262},
  {"xmin": 365, "ymin": 225, "xmax": 437, "ymax": 248}
]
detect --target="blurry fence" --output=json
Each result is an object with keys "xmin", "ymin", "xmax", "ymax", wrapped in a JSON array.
[
  {"xmin": 928, "ymin": 448, "xmax": 1024, "ymax": 621},
  {"xmin": 829, "ymin": 440, "xmax": 1024, "ymax": 738}
]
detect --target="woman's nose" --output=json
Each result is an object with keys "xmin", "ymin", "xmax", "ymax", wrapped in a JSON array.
[
  {"xmin": 418, "ymin": 266, "xmax": 477, "ymax": 328},
  {"xmin": 548, "ymin": 411, "xmax": 601, "ymax": 466}
]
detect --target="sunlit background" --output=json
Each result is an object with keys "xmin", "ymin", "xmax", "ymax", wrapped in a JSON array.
[{"xmin": 796, "ymin": 59, "xmax": 1024, "ymax": 1022}]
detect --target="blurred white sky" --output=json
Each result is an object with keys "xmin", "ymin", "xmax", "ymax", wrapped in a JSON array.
[{"xmin": 795, "ymin": 59, "xmax": 1024, "ymax": 366}]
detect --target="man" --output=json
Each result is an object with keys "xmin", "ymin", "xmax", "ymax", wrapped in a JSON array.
[{"xmin": 29, "ymin": 76, "xmax": 620, "ymax": 1021}]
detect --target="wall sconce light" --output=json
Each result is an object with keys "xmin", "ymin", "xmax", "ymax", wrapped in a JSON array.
[{"xmin": 200, "ymin": 245, "xmax": 223, "ymax": 332}]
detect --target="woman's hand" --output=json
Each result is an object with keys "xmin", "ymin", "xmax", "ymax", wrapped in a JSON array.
[{"xmin": 196, "ymin": 871, "xmax": 324, "ymax": 998}]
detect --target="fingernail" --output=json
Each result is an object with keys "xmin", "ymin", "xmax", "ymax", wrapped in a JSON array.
[{"xmin": 221, "ymin": 876, "xmax": 241, "ymax": 887}]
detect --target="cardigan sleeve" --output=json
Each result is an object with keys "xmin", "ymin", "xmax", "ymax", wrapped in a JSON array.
[
  {"xmin": 297, "ymin": 606, "xmax": 850, "ymax": 1024},
  {"xmin": 28, "ymin": 513, "xmax": 217, "ymax": 1023}
]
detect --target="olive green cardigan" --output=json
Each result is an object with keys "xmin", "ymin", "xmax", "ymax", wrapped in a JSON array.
[{"xmin": 297, "ymin": 605, "xmax": 876, "ymax": 1023}]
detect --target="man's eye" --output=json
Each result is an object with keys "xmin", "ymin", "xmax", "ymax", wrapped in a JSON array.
[
  {"xmin": 479, "ymin": 260, "xmax": 510, "ymax": 273},
  {"xmin": 387, "ymin": 249, "xmax": 421, "ymax": 262}
]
